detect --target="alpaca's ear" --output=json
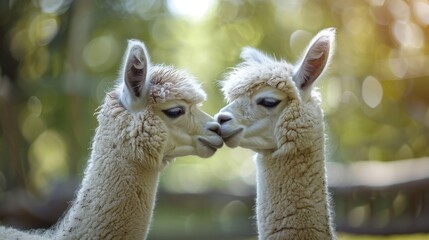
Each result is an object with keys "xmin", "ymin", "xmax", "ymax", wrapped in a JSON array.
[
  {"xmin": 293, "ymin": 28, "xmax": 335, "ymax": 93},
  {"xmin": 240, "ymin": 47, "xmax": 273, "ymax": 63},
  {"xmin": 120, "ymin": 39, "xmax": 151, "ymax": 112}
]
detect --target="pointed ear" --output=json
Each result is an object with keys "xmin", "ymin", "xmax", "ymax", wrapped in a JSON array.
[
  {"xmin": 240, "ymin": 47, "xmax": 273, "ymax": 63},
  {"xmin": 293, "ymin": 28, "xmax": 335, "ymax": 92},
  {"xmin": 119, "ymin": 39, "xmax": 151, "ymax": 112}
]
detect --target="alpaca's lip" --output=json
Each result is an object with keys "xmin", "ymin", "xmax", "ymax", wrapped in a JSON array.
[
  {"xmin": 220, "ymin": 127, "xmax": 243, "ymax": 142},
  {"xmin": 198, "ymin": 137, "xmax": 224, "ymax": 150}
]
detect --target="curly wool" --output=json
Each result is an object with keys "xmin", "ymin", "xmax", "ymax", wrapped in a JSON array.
[
  {"xmin": 221, "ymin": 60, "xmax": 299, "ymax": 103},
  {"xmin": 256, "ymin": 96, "xmax": 334, "ymax": 240},
  {"xmin": 0, "ymin": 63, "xmax": 207, "ymax": 240},
  {"xmin": 148, "ymin": 65, "xmax": 206, "ymax": 104},
  {"xmin": 49, "ymin": 90, "xmax": 167, "ymax": 239},
  {"xmin": 220, "ymin": 29, "xmax": 336, "ymax": 239}
]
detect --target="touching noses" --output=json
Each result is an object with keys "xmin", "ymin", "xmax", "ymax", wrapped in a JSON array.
[
  {"xmin": 207, "ymin": 121, "xmax": 221, "ymax": 135},
  {"xmin": 216, "ymin": 112, "xmax": 233, "ymax": 125}
]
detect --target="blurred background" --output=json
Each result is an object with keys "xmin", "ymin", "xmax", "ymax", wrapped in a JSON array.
[{"xmin": 0, "ymin": 0, "xmax": 429, "ymax": 239}]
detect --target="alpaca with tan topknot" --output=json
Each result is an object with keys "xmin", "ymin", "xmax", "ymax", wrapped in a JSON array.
[
  {"xmin": 216, "ymin": 28, "xmax": 336, "ymax": 239},
  {"xmin": 1, "ymin": 39, "xmax": 223, "ymax": 239}
]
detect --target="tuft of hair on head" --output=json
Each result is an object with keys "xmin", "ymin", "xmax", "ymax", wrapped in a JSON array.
[
  {"xmin": 293, "ymin": 28, "xmax": 335, "ymax": 98},
  {"xmin": 118, "ymin": 39, "xmax": 152, "ymax": 112},
  {"xmin": 240, "ymin": 47, "xmax": 274, "ymax": 64}
]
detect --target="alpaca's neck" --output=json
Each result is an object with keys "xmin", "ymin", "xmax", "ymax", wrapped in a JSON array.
[
  {"xmin": 53, "ymin": 130, "xmax": 161, "ymax": 239},
  {"xmin": 255, "ymin": 133, "xmax": 334, "ymax": 239}
]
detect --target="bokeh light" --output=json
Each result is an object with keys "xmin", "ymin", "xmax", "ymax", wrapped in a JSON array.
[
  {"xmin": 83, "ymin": 35, "xmax": 120, "ymax": 72},
  {"xmin": 1, "ymin": 0, "xmax": 429, "ymax": 238},
  {"xmin": 28, "ymin": 129, "xmax": 68, "ymax": 192},
  {"xmin": 166, "ymin": 0, "xmax": 217, "ymax": 21},
  {"xmin": 362, "ymin": 76, "xmax": 383, "ymax": 108}
]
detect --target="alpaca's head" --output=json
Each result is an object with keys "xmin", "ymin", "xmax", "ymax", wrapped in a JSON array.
[
  {"xmin": 216, "ymin": 28, "xmax": 335, "ymax": 153},
  {"xmin": 100, "ymin": 40, "xmax": 223, "ymax": 167}
]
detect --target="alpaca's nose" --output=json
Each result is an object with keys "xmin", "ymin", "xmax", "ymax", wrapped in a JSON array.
[
  {"xmin": 216, "ymin": 113, "xmax": 232, "ymax": 125},
  {"xmin": 207, "ymin": 122, "xmax": 221, "ymax": 135}
]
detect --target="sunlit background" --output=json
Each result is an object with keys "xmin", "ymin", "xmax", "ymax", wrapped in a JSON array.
[{"xmin": 0, "ymin": 0, "xmax": 429, "ymax": 239}]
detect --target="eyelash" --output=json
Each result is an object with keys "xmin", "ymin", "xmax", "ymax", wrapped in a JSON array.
[
  {"xmin": 257, "ymin": 98, "xmax": 281, "ymax": 108},
  {"xmin": 162, "ymin": 106, "xmax": 186, "ymax": 119}
]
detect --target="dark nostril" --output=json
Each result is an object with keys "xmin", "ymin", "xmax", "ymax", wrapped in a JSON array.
[
  {"xmin": 217, "ymin": 113, "xmax": 232, "ymax": 125},
  {"xmin": 208, "ymin": 122, "xmax": 221, "ymax": 135}
]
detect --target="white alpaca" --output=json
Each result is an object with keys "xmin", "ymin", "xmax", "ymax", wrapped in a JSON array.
[
  {"xmin": 216, "ymin": 28, "xmax": 336, "ymax": 239},
  {"xmin": 0, "ymin": 40, "xmax": 223, "ymax": 239}
]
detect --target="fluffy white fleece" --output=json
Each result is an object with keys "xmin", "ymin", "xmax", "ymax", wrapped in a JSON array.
[
  {"xmin": 219, "ymin": 28, "xmax": 336, "ymax": 239},
  {"xmin": 0, "ymin": 40, "xmax": 210, "ymax": 240}
]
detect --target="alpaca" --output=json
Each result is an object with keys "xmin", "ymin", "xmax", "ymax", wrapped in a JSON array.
[
  {"xmin": 0, "ymin": 39, "xmax": 223, "ymax": 239},
  {"xmin": 216, "ymin": 28, "xmax": 336, "ymax": 239}
]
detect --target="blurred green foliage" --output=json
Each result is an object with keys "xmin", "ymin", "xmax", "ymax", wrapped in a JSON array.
[{"xmin": 0, "ymin": 0, "xmax": 429, "ymax": 203}]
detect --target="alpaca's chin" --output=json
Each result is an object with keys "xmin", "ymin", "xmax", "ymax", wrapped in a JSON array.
[
  {"xmin": 197, "ymin": 136, "xmax": 224, "ymax": 158},
  {"xmin": 223, "ymin": 136, "xmax": 241, "ymax": 148},
  {"xmin": 220, "ymin": 127, "xmax": 243, "ymax": 148},
  {"xmin": 197, "ymin": 145, "xmax": 217, "ymax": 158}
]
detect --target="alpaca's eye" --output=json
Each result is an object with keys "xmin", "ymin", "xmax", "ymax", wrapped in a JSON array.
[
  {"xmin": 162, "ymin": 106, "xmax": 185, "ymax": 119},
  {"xmin": 257, "ymin": 98, "xmax": 281, "ymax": 108}
]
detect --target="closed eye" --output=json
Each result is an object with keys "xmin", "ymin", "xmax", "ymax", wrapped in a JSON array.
[
  {"xmin": 257, "ymin": 97, "xmax": 281, "ymax": 108},
  {"xmin": 162, "ymin": 106, "xmax": 186, "ymax": 119}
]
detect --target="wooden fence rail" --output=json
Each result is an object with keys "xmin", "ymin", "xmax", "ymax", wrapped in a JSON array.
[
  {"xmin": 328, "ymin": 157, "xmax": 429, "ymax": 235},
  {"xmin": 1, "ymin": 158, "xmax": 428, "ymax": 238}
]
